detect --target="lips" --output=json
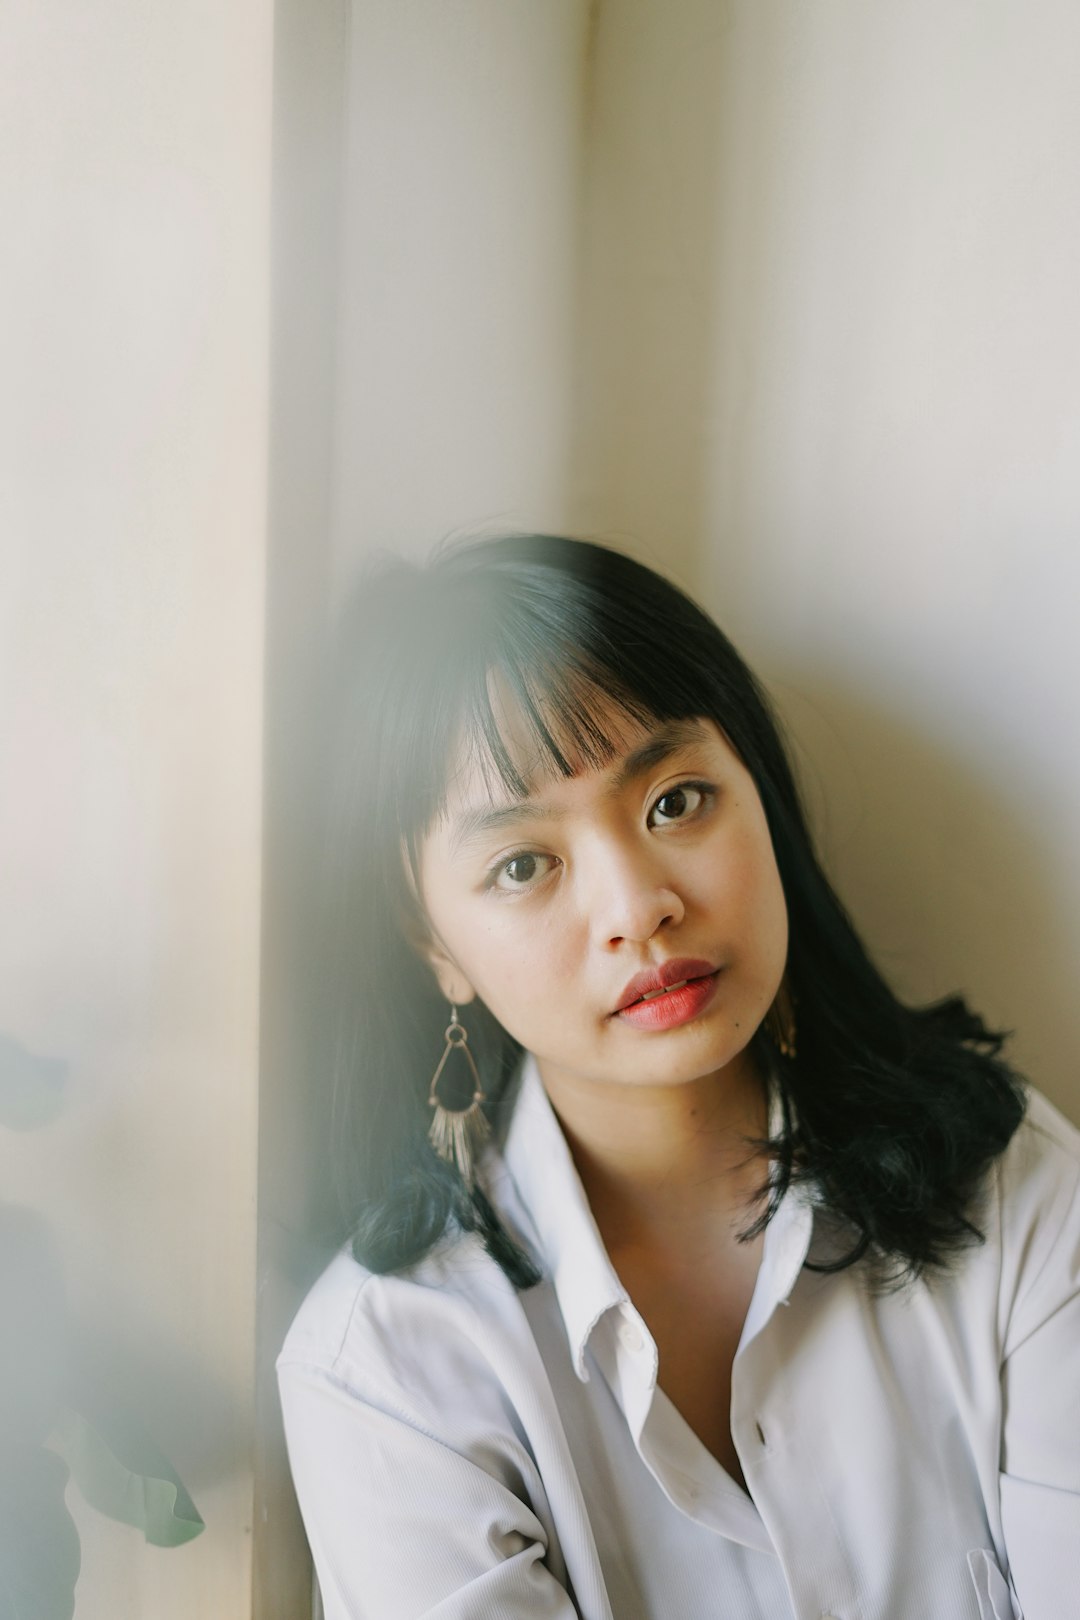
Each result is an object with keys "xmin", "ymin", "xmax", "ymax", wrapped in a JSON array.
[{"xmin": 611, "ymin": 957, "xmax": 720, "ymax": 1015}]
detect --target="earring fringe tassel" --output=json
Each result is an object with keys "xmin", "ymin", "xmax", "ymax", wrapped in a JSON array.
[{"xmin": 427, "ymin": 1004, "xmax": 489, "ymax": 1188}]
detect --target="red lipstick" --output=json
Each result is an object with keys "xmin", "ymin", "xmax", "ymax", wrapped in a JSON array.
[{"xmin": 611, "ymin": 957, "xmax": 720, "ymax": 1031}]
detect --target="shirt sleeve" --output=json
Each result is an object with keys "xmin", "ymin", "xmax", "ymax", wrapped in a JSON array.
[
  {"xmin": 277, "ymin": 1355, "xmax": 583, "ymax": 1620},
  {"xmin": 998, "ymin": 1125, "xmax": 1080, "ymax": 1617}
]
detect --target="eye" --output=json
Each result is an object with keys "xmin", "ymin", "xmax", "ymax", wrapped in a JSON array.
[
  {"xmin": 647, "ymin": 781, "xmax": 711, "ymax": 827},
  {"xmin": 488, "ymin": 850, "xmax": 558, "ymax": 894}
]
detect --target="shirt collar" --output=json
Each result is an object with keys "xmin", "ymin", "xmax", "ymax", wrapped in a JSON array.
[
  {"xmin": 497, "ymin": 1053, "xmax": 815, "ymax": 1382},
  {"xmin": 500, "ymin": 1053, "xmax": 629, "ymax": 1380}
]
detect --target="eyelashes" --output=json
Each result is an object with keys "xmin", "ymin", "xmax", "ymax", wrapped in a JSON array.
[
  {"xmin": 488, "ymin": 850, "xmax": 558, "ymax": 892},
  {"xmin": 649, "ymin": 781, "xmax": 709, "ymax": 828},
  {"xmin": 483, "ymin": 779, "xmax": 717, "ymax": 896}
]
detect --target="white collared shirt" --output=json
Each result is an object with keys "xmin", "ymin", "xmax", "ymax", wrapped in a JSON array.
[{"xmin": 277, "ymin": 1056, "xmax": 1080, "ymax": 1619}]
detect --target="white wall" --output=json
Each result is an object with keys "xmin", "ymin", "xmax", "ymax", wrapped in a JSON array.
[
  {"xmin": 329, "ymin": 0, "xmax": 594, "ymax": 574},
  {"xmin": 0, "ymin": 3, "xmax": 271, "ymax": 1615},
  {"xmin": 571, "ymin": 0, "xmax": 1080, "ymax": 1116}
]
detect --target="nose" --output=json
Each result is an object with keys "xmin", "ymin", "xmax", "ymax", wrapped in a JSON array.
[{"xmin": 585, "ymin": 834, "xmax": 685, "ymax": 946}]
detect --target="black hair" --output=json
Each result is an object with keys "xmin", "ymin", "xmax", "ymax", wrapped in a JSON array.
[{"xmin": 314, "ymin": 533, "xmax": 1026, "ymax": 1292}]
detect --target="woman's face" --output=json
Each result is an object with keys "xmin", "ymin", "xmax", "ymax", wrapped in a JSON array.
[{"xmin": 416, "ymin": 696, "xmax": 789, "ymax": 1096}]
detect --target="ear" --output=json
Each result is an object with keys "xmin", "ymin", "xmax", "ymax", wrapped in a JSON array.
[
  {"xmin": 398, "ymin": 895, "xmax": 476, "ymax": 1007},
  {"xmin": 421, "ymin": 935, "xmax": 477, "ymax": 1008},
  {"xmin": 397, "ymin": 836, "xmax": 477, "ymax": 1006}
]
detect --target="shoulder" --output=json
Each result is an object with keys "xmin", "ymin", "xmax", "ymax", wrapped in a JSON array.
[
  {"xmin": 276, "ymin": 1230, "xmax": 530, "ymax": 1438},
  {"xmin": 273, "ymin": 1236, "xmax": 579, "ymax": 1616},
  {"xmin": 988, "ymin": 1084, "xmax": 1080, "ymax": 1349},
  {"xmin": 994, "ymin": 1083, "xmax": 1080, "ymax": 1223}
]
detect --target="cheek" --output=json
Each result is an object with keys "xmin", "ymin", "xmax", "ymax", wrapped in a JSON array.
[
  {"xmin": 475, "ymin": 908, "xmax": 577, "ymax": 993},
  {"xmin": 721, "ymin": 819, "xmax": 789, "ymax": 956},
  {"xmin": 758, "ymin": 858, "xmax": 790, "ymax": 971},
  {"xmin": 762, "ymin": 860, "xmax": 790, "ymax": 961},
  {"xmin": 460, "ymin": 910, "xmax": 585, "ymax": 1039}
]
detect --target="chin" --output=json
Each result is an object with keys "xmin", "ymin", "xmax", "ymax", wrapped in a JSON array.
[{"xmin": 629, "ymin": 1048, "xmax": 749, "ymax": 1089}]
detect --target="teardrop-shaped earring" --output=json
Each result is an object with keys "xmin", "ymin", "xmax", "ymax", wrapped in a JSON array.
[{"xmin": 427, "ymin": 1004, "xmax": 489, "ymax": 1188}]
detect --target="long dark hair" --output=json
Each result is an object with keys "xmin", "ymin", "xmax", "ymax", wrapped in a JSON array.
[{"xmin": 314, "ymin": 533, "xmax": 1026, "ymax": 1291}]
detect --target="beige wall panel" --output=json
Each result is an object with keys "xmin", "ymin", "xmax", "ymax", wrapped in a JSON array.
[{"xmin": 0, "ymin": 1, "xmax": 272, "ymax": 1615}]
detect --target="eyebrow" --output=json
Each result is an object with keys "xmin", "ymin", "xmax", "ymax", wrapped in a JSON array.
[{"xmin": 447, "ymin": 718, "xmax": 709, "ymax": 858}]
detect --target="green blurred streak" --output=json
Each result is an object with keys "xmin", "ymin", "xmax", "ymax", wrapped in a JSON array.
[{"xmin": 51, "ymin": 1407, "xmax": 204, "ymax": 1548}]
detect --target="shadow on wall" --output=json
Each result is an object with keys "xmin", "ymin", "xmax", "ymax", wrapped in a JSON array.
[
  {"xmin": 568, "ymin": 0, "xmax": 737, "ymax": 585},
  {"xmin": 774, "ymin": 673, "xmax": 1080, "ymax": 1116}
]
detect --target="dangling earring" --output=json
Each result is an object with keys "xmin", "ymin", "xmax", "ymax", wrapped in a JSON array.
[
  {"xmin": 427, "ymin": 1004, "xmax": 489, "ymax": 1188},
  {"xmin": 764, "ymin": 977, "xmax": 798, "ymax": 1060}
]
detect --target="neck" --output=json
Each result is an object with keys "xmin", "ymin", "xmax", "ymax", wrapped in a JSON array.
[{"xmin": 537, "ymin": 1049, "xmax": 772, "ymax": 1256}]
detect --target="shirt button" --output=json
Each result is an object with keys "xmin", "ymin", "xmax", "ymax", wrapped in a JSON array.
[{"xmin": 618, "ymin": 1320, "xmax": 645, "ymax": 1353}]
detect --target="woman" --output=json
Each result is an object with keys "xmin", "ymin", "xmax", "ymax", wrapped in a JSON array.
[{"xmin": 277, "ymin": 533, "xmax": 1079, "ymax": 1619}]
